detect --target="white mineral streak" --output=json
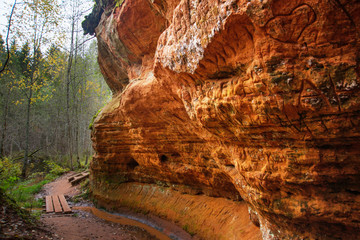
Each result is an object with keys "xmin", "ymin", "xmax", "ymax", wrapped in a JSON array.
[{"xmin": 156, "ymin": 0, "xmax": 234, "ymax": 73}]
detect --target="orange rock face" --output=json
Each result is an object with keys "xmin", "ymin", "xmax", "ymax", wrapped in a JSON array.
[{"xmin": 91, "ymin": 0, "xmax": 360, "ymax": 239}]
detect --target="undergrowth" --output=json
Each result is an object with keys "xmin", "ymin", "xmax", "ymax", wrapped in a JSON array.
[
  {"xmin": 73, "ymin": 178, "xmax": 90, "ymax": 202},
  {"xmin": 0, "ymin": 156, "xmax": 70, "ymax": 210},
  {"xmin": 0, "ymin": 187, "xmax": 38, "ymax": 225},
  {"xmin": 0, "ymin": 153, "xmax": 90, "ymax": 223}
]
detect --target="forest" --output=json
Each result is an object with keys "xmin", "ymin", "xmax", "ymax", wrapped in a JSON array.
[{"xmin": 0, "ymin": 0, "xmax": 110, "ymax": 210}]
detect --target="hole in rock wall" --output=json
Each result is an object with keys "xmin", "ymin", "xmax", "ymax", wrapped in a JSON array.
[
  {"xmin": 195, "ymin": 190, "xmax": 204, "ymax": 195},
  {"xmin": 202, "ymin": 156, "xmax": 210, "ymax": 161},
  {"xmin": 160, "ymin": 155, "xmax": 168, "ymax": 163},
  {"xmin": 127, "ymin": 158, "xmax": 139, "ymax": 169},
  {"xmin": 225, "ymin": 164, "xmax": 235, "ymax": 168}
]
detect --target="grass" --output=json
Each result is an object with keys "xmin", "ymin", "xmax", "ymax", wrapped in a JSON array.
[
  {"xmin": 0, "ymin": 156, "xmax": 88, "ymax": 219},
  {"xmin": 0, "ymin": 188, "xmax": 39, "ymax": 224},
  {"xmin": 8, "ymin": 178, "xmax": 52, "ymax": 209}
]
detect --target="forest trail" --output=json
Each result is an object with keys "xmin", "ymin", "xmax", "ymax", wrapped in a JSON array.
[{"xmin": 39, "ymin": 172, "xmax": 192, "ymax": 240}]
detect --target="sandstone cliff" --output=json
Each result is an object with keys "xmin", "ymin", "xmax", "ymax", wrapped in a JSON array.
[{"xmin": 86, "ymin": 0, "xmax": 360, "ymax": 239}]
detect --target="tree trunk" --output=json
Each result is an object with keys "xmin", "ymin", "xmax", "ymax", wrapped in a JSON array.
[
  {"xmin": 73, "ymin": 33, "xmax": 80, "ymax": 165},
  {"xmin": 10, "ymin": 136, "xmax": 13, "ymax": 156},
  {"xmin": 66, "ymin": 71, "xmax": 73, "ymax": 170},
  {"xmin": 22, "ymin": 87, "xmax": 32, "ymax": 178},
  {"xmin": 0, "ymin": 88, "xmax": 10, "ymax": 157},
  {"xmin": 0, "ymin": 0, "xmax": 17, "ymax": 74},
  {"xmin": 66, "ymin": 15, "xmax": 75, "ymax": 170}
]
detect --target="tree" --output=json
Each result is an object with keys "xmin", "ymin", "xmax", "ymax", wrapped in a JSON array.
[
  {"xmin": 0, "ymin": 38, "xmax": 16, "ymax": 157},
  {"xmin": 65, "ymin": 0, "xmax": 76, "ymax": 170},
  {"xmin": 64, "ymin": 0, "xmax": 99, "ymax": 169},
  {"xmin": 0, "ymin": 0, "xmax": 110, "ymax": 172},
  {"xmin": 0, "ymin": 0, "xmax": 17, "ymax": 74},
  {"xmin": 11, "ymin": 0, "xmax": 62, "ymax": 177}
]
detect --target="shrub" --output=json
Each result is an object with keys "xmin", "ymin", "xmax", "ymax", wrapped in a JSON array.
[
  {"xmin": 0, "ymin": 157, "xmax": 68, "ymax": 209},
  {"xmin": 45, "ymin": 160, "xmax": 69, "ymax": 179},
  {"xmin": 0, "ymin": 157, "xmax": 21, "ymax": 191}
]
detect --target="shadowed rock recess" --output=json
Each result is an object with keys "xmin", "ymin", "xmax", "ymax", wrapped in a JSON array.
[{"xmin": 85, "ymin": 0, "xmax": 360, "ymax": 239}]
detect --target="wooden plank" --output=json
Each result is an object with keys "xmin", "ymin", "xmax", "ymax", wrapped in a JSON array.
[
  {"xmin": 70, "ymin": 172, "xmax": 90, "ymax": 186},
  {"xmin": 45, "ymin": 196, "xmax": 54, "ymax": 213},
  {"xmin": 52, "ymin": 195, "xmax": 63, "ymax": 213},
  {"xmin": 58, "ymin": 194, "xmax": 72, "ymax": 213},
  {"xmin": 68, "ymin": 173, "xmax": 83, "ymax": 182},
  {"xmin": 68, "ymin": 172, "xmax": 78, "ymax": 176},
  {"xmin": 66, "ymin": 172, "xmax": 78, "ymax": 179},
  {"xmin": 68, "ymin": 176, "xmax": 75, "ymax": 182}
]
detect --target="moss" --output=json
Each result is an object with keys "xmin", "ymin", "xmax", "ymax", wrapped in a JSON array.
[
  {"xmin": 115, "ymin": 0, "xmax": 124, "ymax": 8},
  {"xmin": 182, "ymin": 224, "xmax": 196, "ymax": 236},
  {"xmin": 82, "ymin": 0, "xmax": 116, "ymax": 35},
  {"xmin": 89, "ymin": 108, "xmax": 102, "ymax": 130}
]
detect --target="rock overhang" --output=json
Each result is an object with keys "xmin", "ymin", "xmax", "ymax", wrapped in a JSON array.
[{"xmin": 86, "ymin": 0, "xmax": 360, "ymax": 239}]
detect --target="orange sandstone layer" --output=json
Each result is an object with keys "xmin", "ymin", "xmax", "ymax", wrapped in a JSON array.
[
  {"xmin": 90, "ymin": 0, "xmax": 360, "ymax": 239},
  {"xmin": 91, "ymin": 182, "xmax": 261, "ymax": 240}
]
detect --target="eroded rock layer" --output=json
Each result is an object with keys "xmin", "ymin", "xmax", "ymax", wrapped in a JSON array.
[{"xmin": 90, "ymin": 0, "xmax": 360, "ymax": 239}]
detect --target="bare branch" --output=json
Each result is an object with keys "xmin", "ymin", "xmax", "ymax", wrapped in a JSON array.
[
  {"xmin": 75, "ymin": 36, "xmax": 96, "ymax": 51},
  {"xmin": 0, "ymin": 0, "xmax": 17, "ymax": 74}
]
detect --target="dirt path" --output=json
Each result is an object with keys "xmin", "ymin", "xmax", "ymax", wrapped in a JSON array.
[
  {"xmin": 39, "ymin": 172, "xmax": 192, "ymax": 240},
  {"xmin": 40, "ymin": 172, "xmax": 79, "ymax": 198}
]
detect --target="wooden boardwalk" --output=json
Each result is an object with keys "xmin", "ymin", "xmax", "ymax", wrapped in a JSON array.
[
  {"xmin": 68, "ymin": 171, "xmax": 89, "ymax": 186},
  {"xmin": 45, "ymin": 194, "xmax": 72, "ymax": 214}
]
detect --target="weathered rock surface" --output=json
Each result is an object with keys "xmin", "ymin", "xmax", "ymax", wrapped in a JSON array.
[{"xmin": 89, "ymin": 0, "xmax": 360, "ymax": 239}]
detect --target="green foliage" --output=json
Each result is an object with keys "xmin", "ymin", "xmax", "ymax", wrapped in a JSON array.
[
  {"xmin": 30, "ymin": 209, "xmax": 43, "ymax": 220},
  {"xmin": 0, "ymin": 39, "xmax": 110, "ymax": 164},
  {"xmin": 0, "ymin": 38, "xmax": 110, "ymax": 159},
  {"xmin": 115, "ymin": 0, "xmax": 124, "ymax": 8},
  {"xmin": 0, "ymin": 0, "xmax": 110, "ymax": 190},
  {"xmin": 0, "ymin": 187, "xmax": 38, "ymax": 225},
  {"xmin": 89, "ymin": 108, "xmax": 102, "ymax": 130},
  {"xmin": 0, "ymin": 157, "xmax": 21, "ymax": 190},
  {"xmin": 44, "ymin": 160, "xmax": 69, "ymax": 178},
  {"xmin": 82, "ymin": 0, "xmax": 115, "ymax": 35},
  {"xmin": 9, "ymin": 0, "xmax": 63, "ymax": 106},
  {"xmin": 0, "ymin": 156, "xmax": 69, "ymax": 209},
  {"xmin": 76, "ymin": 155, "xmax": 91, "ymax": 171},
  {"xmin": 10, "ymin": 179, "xmax": 50, "ymax": 208}
]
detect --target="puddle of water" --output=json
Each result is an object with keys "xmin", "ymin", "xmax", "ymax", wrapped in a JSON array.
[{"xmin": 74, "ymin": 206, "xmax": 172, "ymax": 240}]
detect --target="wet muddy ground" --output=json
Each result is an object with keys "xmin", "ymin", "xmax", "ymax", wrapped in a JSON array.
[{"xmin": 38, "ymin": 172, "xmax": 192, "ymax": 240}]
